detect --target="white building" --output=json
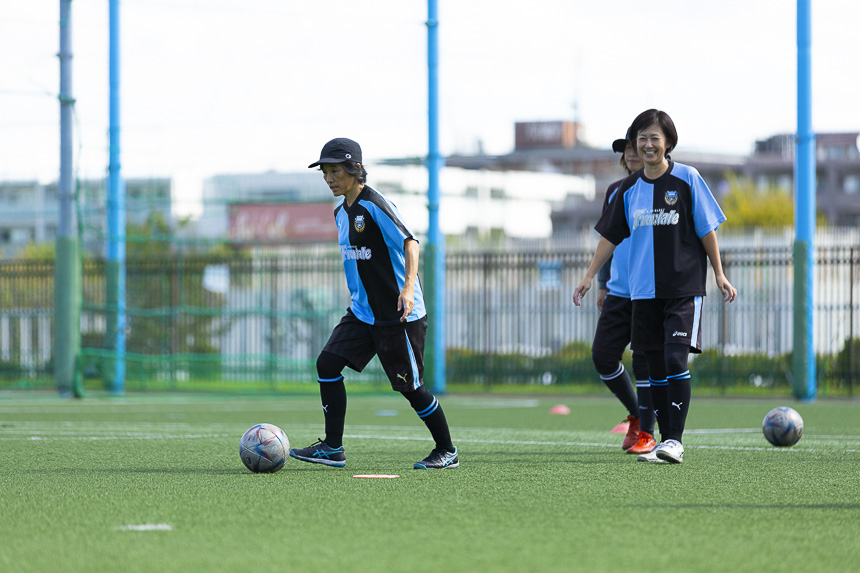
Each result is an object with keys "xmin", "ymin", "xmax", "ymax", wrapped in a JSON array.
[
  {"xmin": 0, "ymin": 178, "xmax": 172, "ymax": 259},
  {"xmin": 195, "ymin": 166, "xmax": 595, "ymax": 242},
  {"xmin": 371, "ymin": 165, "xmax": 594, "ymax": 239}
]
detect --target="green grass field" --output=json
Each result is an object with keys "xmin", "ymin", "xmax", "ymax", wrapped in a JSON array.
[{"xmin": 1, "ymin": 392, "xmax": 859, "ymax": 572}]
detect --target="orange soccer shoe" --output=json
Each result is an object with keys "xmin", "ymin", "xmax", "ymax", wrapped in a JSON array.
[
  {"xmin": 621, "ymin": 416, "xmax": 641, "ymax": 450},
  {"xmin": 627, "ymin": 432, "xmax": 657, "ymax": 455}
]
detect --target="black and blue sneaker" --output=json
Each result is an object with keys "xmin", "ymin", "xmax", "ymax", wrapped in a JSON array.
[
  {"xmin": 413, "ymin": 446, "xmax": 459, "ymax": 469},
  {"xmin": 289, "ymin": 439, "xmax": 346, "ymax": 467}
]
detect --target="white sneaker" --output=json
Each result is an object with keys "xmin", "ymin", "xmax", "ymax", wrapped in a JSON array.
[
  {"xmin": 636, "ymin": 449, "xmax": 668, "ymax": 464},
  {"xmin": 654, "ymin": 439, "xmax": 684, "ymax": 464}
]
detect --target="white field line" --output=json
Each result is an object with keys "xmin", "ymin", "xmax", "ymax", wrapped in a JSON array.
[
  {"xmin": 6, "ymin": 419, "xmax": 853, "ymax": 438},
  {"xmin": 1, "ymin": 423, "xmax": 857, "ymax": 452},
  {"xmin": 115, "ymin": 524, "xmax": 172, "ymax": 531},
  {"xmin": 0, "ymin": 433, "xmax": 234, "ymax": 441},
  {"xmin": 342, "ymin": 433, "xmax": 809, "ymax": 453},
  {"xmin": 0, "ymin": 397, "xmax": 539, "ymax": 416},
  {"xmin": 0, "ymin": 402, "xmax": 326, "ymax": 415}
]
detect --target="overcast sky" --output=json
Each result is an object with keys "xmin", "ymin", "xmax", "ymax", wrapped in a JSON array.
[{"xmin": 2, "ymin": 0, "xmax": 858, "ymax": 210}]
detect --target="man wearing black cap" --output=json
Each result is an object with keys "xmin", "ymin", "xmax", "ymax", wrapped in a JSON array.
[
  {"xmin": 585, "ymin": 133, "xmax": 657, "ymax": 457},
  {"xmin": 290, "ymin": 138, "xmax": 459, "ymax": 470}
]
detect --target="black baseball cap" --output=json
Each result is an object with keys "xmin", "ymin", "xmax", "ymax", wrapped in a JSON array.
[
  {"xmin": 308, "ymin": 138, "xmax": 362, "ymax": 168},
  {"xmin": 612, "ymin": 127, "xmax": 633, "ymax": 153}
]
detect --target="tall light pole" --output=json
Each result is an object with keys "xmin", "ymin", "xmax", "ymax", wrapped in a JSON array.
[
  {"xmin": 793, "ymin": 0, "xmax": 816, "ymax": 401},
  {"xmin": 55, "ymin": 0, "xmax": 83, "ymax": 397},
  {"xmin": 425, "ymin": 0, "xmax": 446, "ymax": 393},
  {"xmin": 106, "ymin": 0, "xmax": 126, "ymax": 395}
]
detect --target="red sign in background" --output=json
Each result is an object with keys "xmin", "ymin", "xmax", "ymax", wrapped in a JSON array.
[{"xmin": 228, "ymin": 203, "xmax": 337, "ymax": 242}]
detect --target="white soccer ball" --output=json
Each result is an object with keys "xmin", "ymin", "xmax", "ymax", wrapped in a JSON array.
[
  {"xmin": 239, "ymin": 423, "xmax": 289, "ymax": 473},
  {"xmin": 762, "ymin": 407, "xmax": 804, "ymax": 447}
]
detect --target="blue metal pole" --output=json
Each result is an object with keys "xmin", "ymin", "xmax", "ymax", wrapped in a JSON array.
[
  {"xmin": 426, "ymin": 0, "xmax": 446, "ymax": 393},
  {"xmin": 793, "ymin": 0, "xmax": 815, "ymax": 401},
  {"xmin": 108, "ymin": 0, "xmax": 126, "ymax": 394}
]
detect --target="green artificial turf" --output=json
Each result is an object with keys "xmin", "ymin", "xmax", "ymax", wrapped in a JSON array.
[{"xmin": 1, "ymin": 393, "xmax": 858, "ymax": 572}]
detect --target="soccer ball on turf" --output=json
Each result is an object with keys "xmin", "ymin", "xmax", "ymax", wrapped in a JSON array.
[
  {"xmin": 240, "ymin": 423, "xmax": 289, "ymax": 473},
  {"xmin": 762, "ymin": 407, "xmax": 804, "ymax": 447}
]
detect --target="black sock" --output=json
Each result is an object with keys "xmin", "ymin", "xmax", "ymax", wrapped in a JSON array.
[
  {"xmin": 600, "ymin": 364, "xmax": 638, "ymax": 418},
  {"xmin": 644, "ymin": 350, "xmax": 669, "ymax": 443},
  {"xmin": 667, "ymin": 373, "xmax": 692, "ymax": 443},
  {"xmin": 636, "ymin": 381, "xmax": 656, "ymax": 436},
  {"xmin": 649, "ymin": 379, "xmax": 670, "ymax": 443},
  {"xmin": 402, "ymin": 386, "xmax": 453, "ymax": 452},
  {"xmin": 319, "ymin": 378, "xmax": 346, "ymax": 449}
]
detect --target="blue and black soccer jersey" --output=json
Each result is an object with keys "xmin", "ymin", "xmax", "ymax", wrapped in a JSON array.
[
  {"xmin": 597, "ymin": 178, "xmax": 634, "ymax": 298},
  {"xmin": 595, "ymin": 161, "xmax": 726, "ymax": 300},
  {"xmin": 334, "ymin": 186, "xmax": 426, "ymax": 325}
]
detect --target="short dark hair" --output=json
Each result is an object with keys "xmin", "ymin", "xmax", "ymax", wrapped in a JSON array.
[
  {"xmin": 628, "ymin": 109, "xmax": 678, "ymax": 155},
  {"xmin": 341, "ymin": 160, "xmax": 367, "ymax": 185}
]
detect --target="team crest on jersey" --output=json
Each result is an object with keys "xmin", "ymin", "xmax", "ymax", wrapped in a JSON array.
[
  {"xmin": 664, "ymin": 190, "xmax": 678, "ymax": 205},
  {"xmin": 354, "ymin": 215, "xmax": 365, "ymax": 232}
]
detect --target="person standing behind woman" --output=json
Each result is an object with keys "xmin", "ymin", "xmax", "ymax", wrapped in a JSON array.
[
  {"xmin": 289, "ymin": 138, "xmax": 459, "ymax": 470},
  {"xmin": 590, "ymin": 133, "xmax": 656, "ymax": 455},
  {"xmin": 573, "ymin": 110, "xmax": 737, "ymax": 464}
]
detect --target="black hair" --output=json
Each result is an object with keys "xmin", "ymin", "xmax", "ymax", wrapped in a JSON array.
[
  {"xmin": 341, "ymin": 160, "xmax": 367, "ymax": 185},
  {"xmin": 628, "ymin": 109, "xmax": 678, "ymax": 155}
]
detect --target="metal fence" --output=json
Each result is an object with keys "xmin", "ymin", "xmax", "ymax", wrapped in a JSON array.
[{"xmin": 0, "ymin": 232, "xmax": 857, "ymax": 394}]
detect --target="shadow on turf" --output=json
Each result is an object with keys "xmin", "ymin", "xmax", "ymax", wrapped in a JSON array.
[
  {"xmin": 464, "ymin": 451, "xmax": 634, "ymax": 464},
  {"xmin": 25, "ymin": 466, "xmax": 325, "ymax": 475},
  {"xmin": 633, "ymin": 502, "xmax": 860, "ymax": 510}
]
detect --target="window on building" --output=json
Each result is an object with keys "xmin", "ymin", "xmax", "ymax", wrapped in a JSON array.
[
  {"xmin": 844, "ymin": 175, "xmax": 860, "ymax": 195},
  {"xmin": 11, "ymin": 229, "xmax": 31, "ymax": 245},
  {"xmin": 827, "ymin": 146, "xmax": 847, "ymax": 160}
]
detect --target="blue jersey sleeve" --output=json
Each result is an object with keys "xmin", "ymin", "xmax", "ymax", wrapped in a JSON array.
[
  {"xmin": 680, "ymin": 164, "xmax": 727, "ymax": 238},
  {"xmin": 360, "ymin": 194, "xmax": 415, "ymax": 251}
]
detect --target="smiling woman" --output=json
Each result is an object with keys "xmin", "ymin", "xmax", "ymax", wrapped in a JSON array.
[
  {"xmin": 635, "ymin": 112, "xmax": 678, "ymax": 180},
  {"xmin": 573, "ymin": 109, "xmax": 738, "ymax": 464}
]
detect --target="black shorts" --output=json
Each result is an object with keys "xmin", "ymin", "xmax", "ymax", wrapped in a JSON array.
[
  {"xmin": 631, "ymin": 297, "xmax": 703, "ymax": 354},
  {"xmin": 322, "ymin": 310, "xmax": 428, "ymax": 391},
  {"xmin": 592, "ymin": 294, "xmax": 633, "ymax": 359}
]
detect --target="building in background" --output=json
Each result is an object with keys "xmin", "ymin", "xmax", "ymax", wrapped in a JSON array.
[
  {"xmin": 0, "ymin": 177, "xmax": 171, "ymax": 259},
  {"xmin": 195, "ymin": 166, "xmax": 595, "ymax": 244},
  {"xmin": 441, "ymin": 120, "xmax": 750, "ymax": 234},
  {"xmin": 2, "ymin": 127, "xmax": 858, "ymax": 258},
  {"xmin": 396, "ymin": 121, "xmax": 860, "ymax": 232},
  {"xmin": 745, "ymin": 132, "xmax": 860, "ymax": 226},
  {"xmin": 371, "ymin": 164, "xmax": 594, "ymax": 240},
  {"xmin": 196, "ymin": 172, "xmax": 338, "ymax": 243}
]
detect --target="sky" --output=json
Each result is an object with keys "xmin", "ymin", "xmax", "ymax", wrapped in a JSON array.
[{"xmin": 2, "ymin": 0, "xmax": 858, "ymax": 214}]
